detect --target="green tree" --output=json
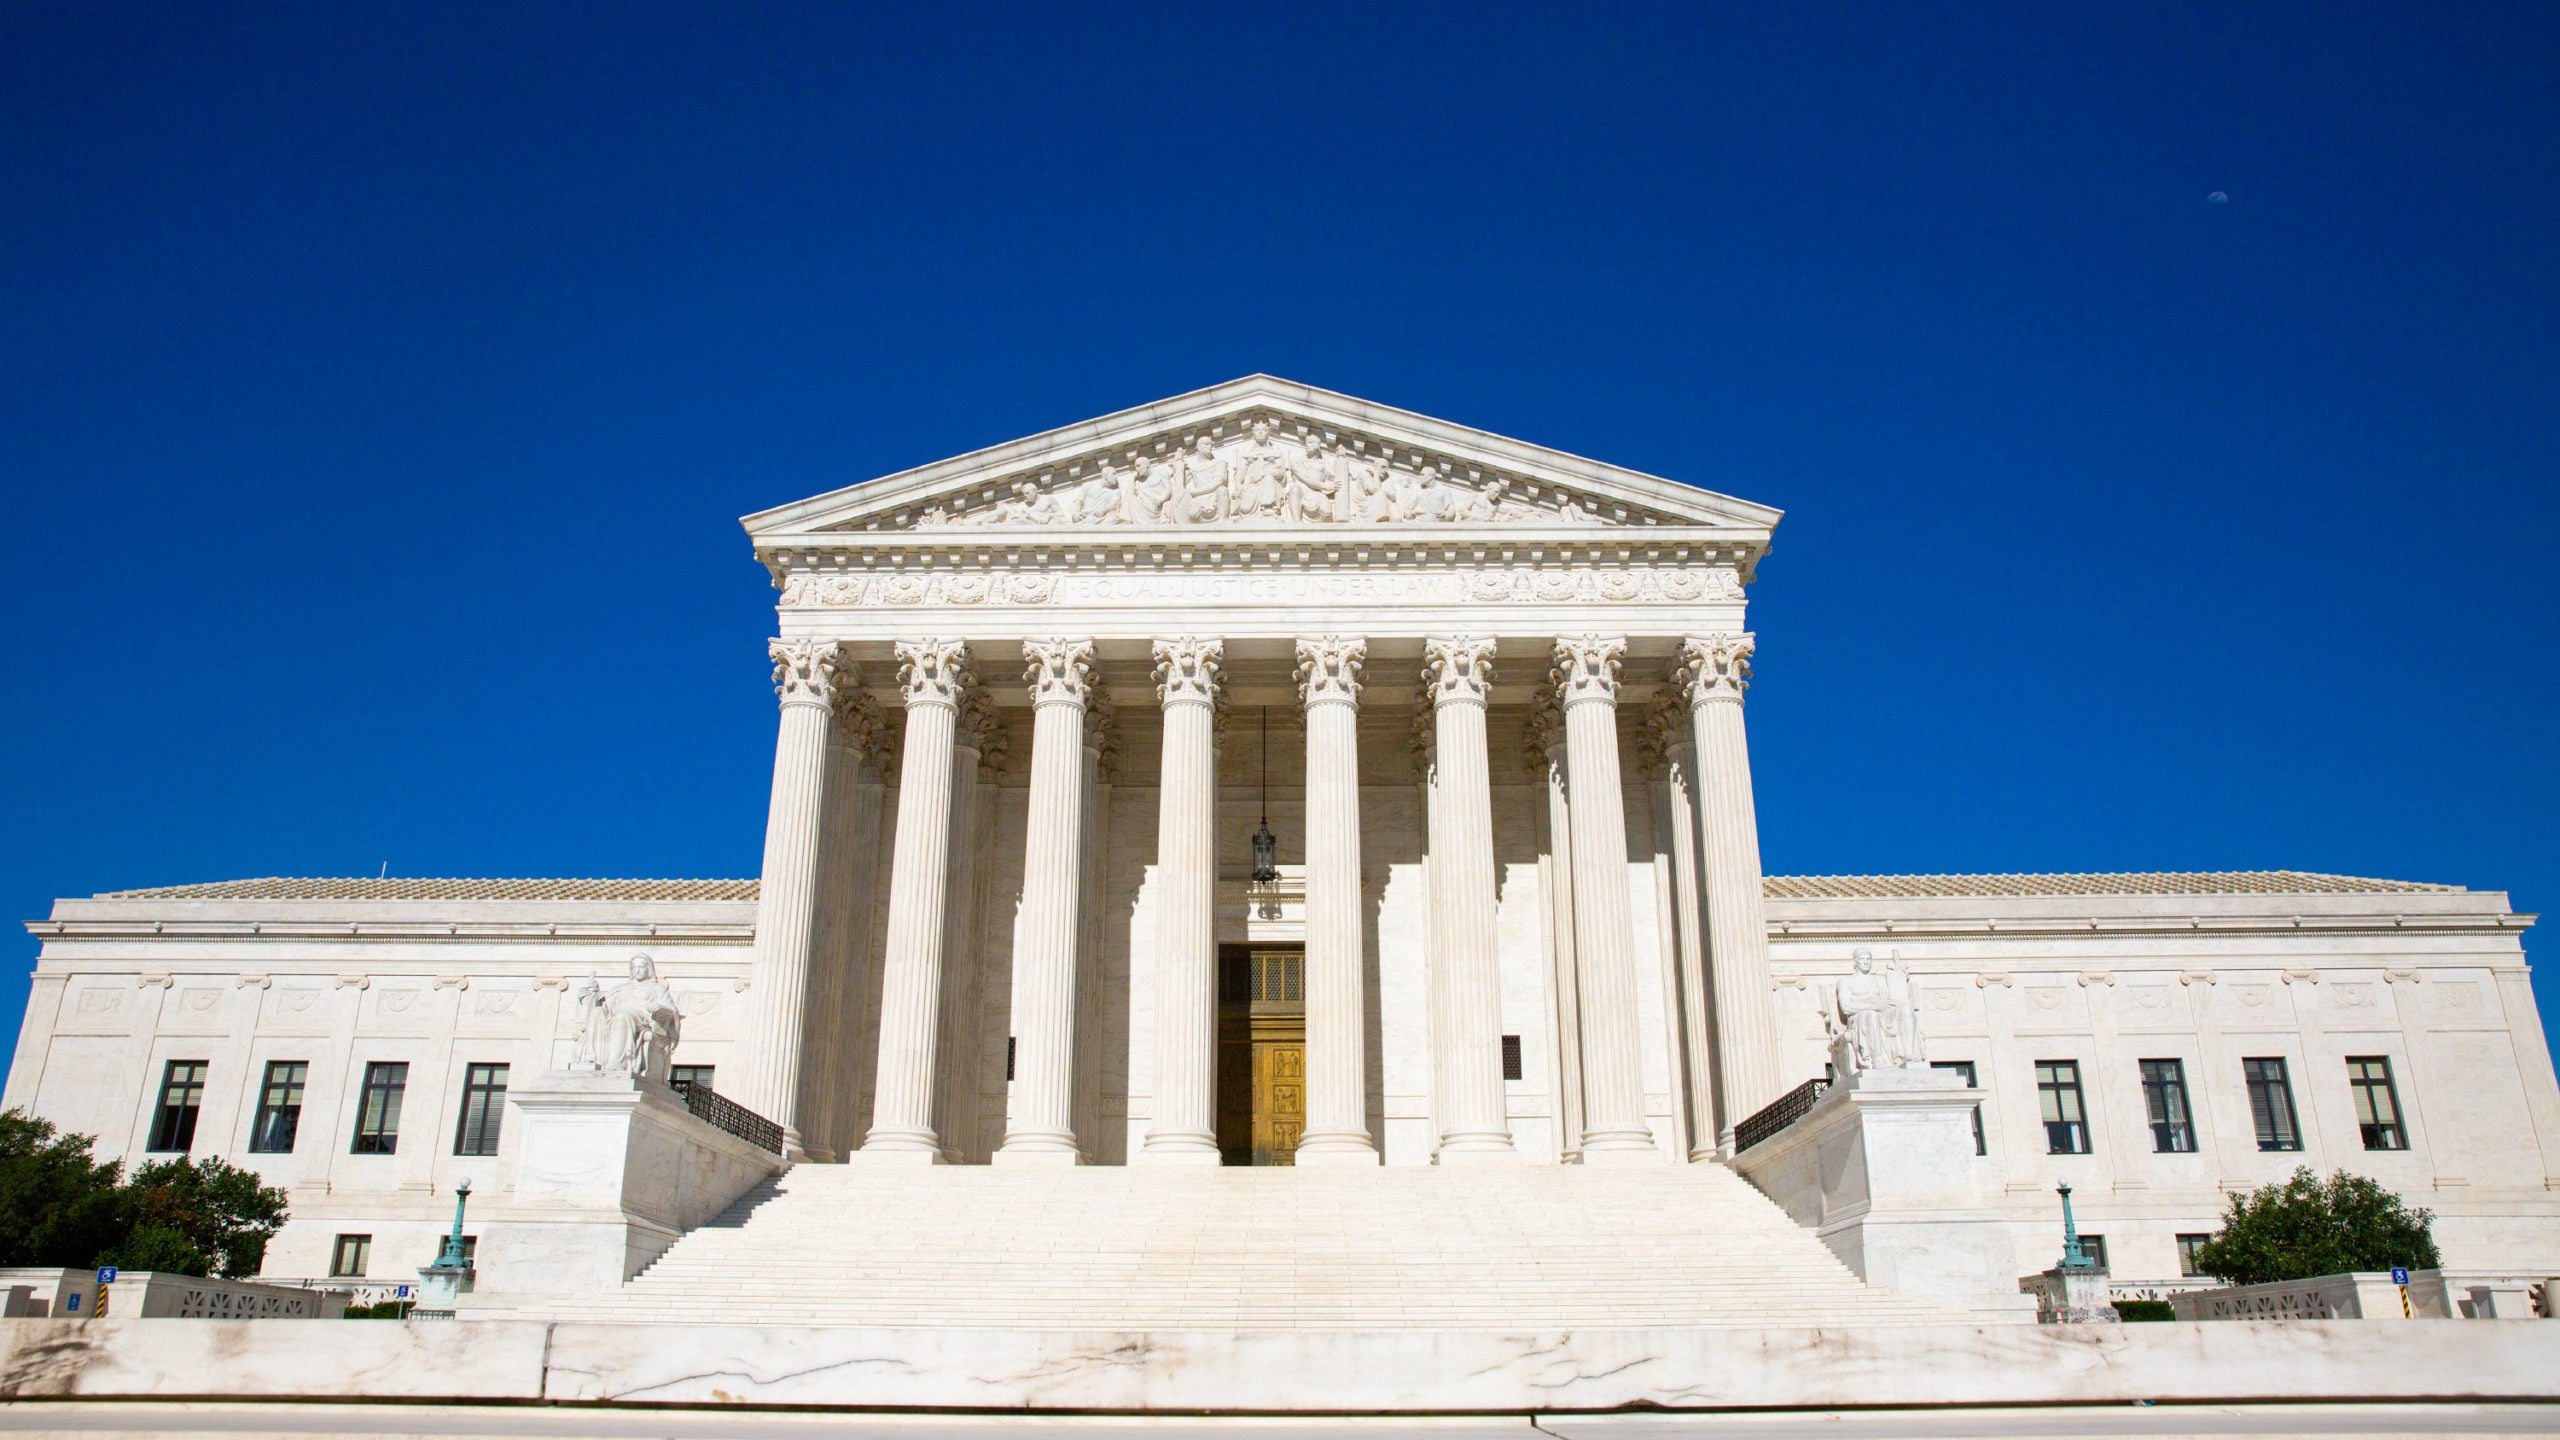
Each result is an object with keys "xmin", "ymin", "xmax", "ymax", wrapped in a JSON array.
[
  {"xmin": 112, "ymin": 1156, "xmax": 289, "ymax": 1278},
  {"xmin": 2189, "ymin": 1167, "xmax": 2440, "ymax": 1285},
  {"xmin": 0, "ymin": 1109, "xmax": 127, "ymax": 1267}
]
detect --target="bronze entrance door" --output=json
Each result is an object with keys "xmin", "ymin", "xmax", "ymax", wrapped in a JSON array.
[{"xmin": 1215, "ymin": 944, "xmax": 1306, "ymax": 1165}]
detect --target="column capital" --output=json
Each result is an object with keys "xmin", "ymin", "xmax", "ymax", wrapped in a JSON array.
[
  {"xmin": 828, "ymin": 683, "xmax": 891, "ymax": 765},
  {"xmin": 1022, "ymin": 638, "xmax": 1098, "ymax": 709},
  {"xmin": 1551, "ymin": 635, "xmax": 1627, "ymax": 709},
  {"xmin": 1152, "ymin": 637, "xmax": 1225, "ymax": 708},
  {"xmin": 956, "ymin": 687, "xmax": 1007, "ymax": 771},
  {"xmin": 1422, "ymin": 635, "xmax": 1496, "ymax": 708},
  {"xmin": 1523, "ymin": 689, "xmax": 1568, "ymax": 773},
  {"xmin": 1082, "ymin": 686, "xmax": 1121, "ymax": 779},
  {"xmin": 1295, "ymin": 636, "xmax": 1367, "ymax": 708},
  {"xmin": 770, "ymin": 639, "xmax": 848, "ymax": 709},
  {"xmin": 894, "ymin": 638, "xmax": 973, "ymax": 711},
  {"xmin": 1677, "ymin": 632, "xmax": 1755, "ymax": 707}
]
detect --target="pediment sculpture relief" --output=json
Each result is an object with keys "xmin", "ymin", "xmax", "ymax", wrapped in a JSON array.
[{"xmin": 907, "ymin": 418, "xmax": 1619, "ymax": 530}]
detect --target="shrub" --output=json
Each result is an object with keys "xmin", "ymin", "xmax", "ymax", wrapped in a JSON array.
[
  {"xmin": 117, "ymin": 1156, "xmax": 288, "ymax": 1278},
  {"xmin": 2188, "ymin": 1167, "xmax": 2439, "ymax": 1286},
  {"xmin": 0, "ymin": 1110, "xmax": 127, "ymax": 1268},
  {"xmin": 2113, "ymin": 1299, "xmax": 2176, "ymax": 1322}
]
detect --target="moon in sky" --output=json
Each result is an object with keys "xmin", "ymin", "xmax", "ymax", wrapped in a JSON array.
[{"xmin": 2207, "ymin": 191, "xmax": 2230, "ymax": 204}]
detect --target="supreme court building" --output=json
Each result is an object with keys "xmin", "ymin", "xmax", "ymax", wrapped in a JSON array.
[{"xmin": 10, "ymin": 377, "xmax": 2557, "ymax": 1326}]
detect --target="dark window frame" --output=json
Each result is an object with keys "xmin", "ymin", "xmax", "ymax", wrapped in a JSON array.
[
  {"xmin": 1931, "ymin": 1060, "xmax": 1987, "ymax": 1155},
  {"xmin": 2075, "ymin": 1233, "xmax": 2109, "ymax": 1271},
  {"xmin": 1501, "ymin": 1034, "xmax": 1524, "ymax": 1082},
  {"xmin": 2348, "ymin": 1055, "xmax": 2408, "ymax": 1151},
  {"xmin": 2177, "ymin": 1232, "xmax": 2214, "ymax": 1277},
  {"xmin": 329, "ymin": 1233, "xmax": 372, "ymax": 1278},
  {"xmin": 351, "ymin": 1061, "xmax": 408, "ymax": 1155},
  {"xmin": 2036, "ymin": 1060, "xmax": 2090, "ymax": 1155},
  {"xmin": 2244, "ymin": 1057, "xmax": 2303, "ymax": 1152},
  {"xmin": 248, "ymin": 1060, "xmax": 307, "ymax": 1154},
  {"xmin": 147, "ymin": 1059, "xmax": 209, "ymax": 1152},
  {"xmin": 2139, "ymin": 1058, "xmax": 2197, "ymax": 1153},
  {"xmin": 669, "ymin": 1065, "xmax": 716, "ymax": 1092},
  {"xmin": 452, "ymin": 1062, "xmax": 509, "ymax": 1157}
]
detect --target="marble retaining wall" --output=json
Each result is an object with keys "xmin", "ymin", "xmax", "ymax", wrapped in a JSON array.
[{"xmin": 1, "ymin": 1318, "xmax": 2555, "ymax": 1411}]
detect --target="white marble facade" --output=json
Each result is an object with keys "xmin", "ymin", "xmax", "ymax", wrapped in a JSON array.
[{"xmin": 7, "ymin": 377, "xmax": 2558, "ymax": 1291}]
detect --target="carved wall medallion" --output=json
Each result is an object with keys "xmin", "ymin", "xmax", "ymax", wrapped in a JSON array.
[
  {"xmin": 73, "ymin": 988, "xmax": 122, "ymax": 1015},
  {"xmin": 2028, "ymin": 987, "xmax": 2066, "ymax": 1012},
  {"xmin": 381, "ymin": 990, "xmax": 419, "ymax": 1014},
  {"xmin": 180, "ymin": 988, "xmax": 220, "ymax": 1013}
]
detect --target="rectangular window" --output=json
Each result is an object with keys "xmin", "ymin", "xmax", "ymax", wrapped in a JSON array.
[
  {"xmin": 2177, "ymin": 1233, "xmax": 2213, "ymax": 1277},
  {"xmin": 2349, "ymin": 1056, "xmax": 2407, "ymax": 1151},
  {"xmin": 2075, "ymin": 1234, "xmax": 2108, "ymax": 1271},
  {"xmin": 2036, "ymin": 1060, "xmax": 2089, "ymax": 1155},
  {"xmin": 249, "ymin": 1061, "xmax": 307, "ymax": 1154},
  {"xmin": 1931, "ymin": 1060, "xmax": 1986, "ymax": 1155},
  {"xmin": 351, "ymin": 1061, "xmax": 408, "ymax": 1154},
  {"xmin": 2140, "ymin": 1059, "xmax": 2197, "ymax": 1153},
  {"xmin": 148, "ymin": 1060, "xmax": 208, "ymax": 1152},
  {"xmin": 1501, "ymin": 1035, "xmax": 1524, "ymax": 1082},
  {"xmin": 669, "ymin": 1065, "xmax": 715, "ymax": 1092},
  {"xmin": 452, "ymin": 1062, "xmax": 509, "ymax": 1157},
  {"xmin": 2244, "ymin": 1057, "xmax": 2302, "ymax": 1152},
  {"xmin": 330, "ymin": 1234, "xmax": 371, "ymax": 1278}
]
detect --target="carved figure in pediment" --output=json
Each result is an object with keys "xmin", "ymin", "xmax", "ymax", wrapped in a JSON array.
[
  {"xmin": 993, "ymin": 479, "xmax": 1066, "ymax": 526},
  {"xmin": 1285, "ymin": 432, "xmax": 1341, "ymax": 521},
  {"xmin": 1130, "ymin": 451, "xmax": 1175, "ymax": 523},
  {"xmin": 1176, "ymin": 436, "xmax": 1230, "ymax": 524},
  {"xmin": 1380, "ymin": 463, "xmax": 1426, "ymax": 522},
  {"xmin": 1231, "ymin": 419, "xmax": 1288, "ymax": 518},
  {"xmin": 1340, "ymin": 447, "xmax": 1390, "ymax": 522},
  {"xmin": 1069, "ymin": 464, "xmax": 1126, "ymax": 525}
]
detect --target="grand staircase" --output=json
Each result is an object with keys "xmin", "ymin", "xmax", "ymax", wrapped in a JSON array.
[{"xmin": 495, "ymin": 1161, "xmax": 1954, "ymax": 1329}]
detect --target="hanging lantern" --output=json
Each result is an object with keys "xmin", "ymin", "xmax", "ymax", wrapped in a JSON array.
[{"xmin": 1251, "ymin": 706, "xmax": 1281, "ymax": 883}]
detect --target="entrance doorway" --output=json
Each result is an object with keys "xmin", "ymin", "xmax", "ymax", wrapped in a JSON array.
[{"xmin": 1215, "ymin": 944, "xmax": 1305, "ymax": 1165}]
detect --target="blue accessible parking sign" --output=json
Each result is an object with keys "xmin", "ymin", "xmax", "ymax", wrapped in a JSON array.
[
  {"xmin": 2391, "ymin": 1266, "xmax": 2410, "ymax": 1285},
  {"xmin": 94, "ymin": 1267, "xmax": 117, "ymax": 1285}
]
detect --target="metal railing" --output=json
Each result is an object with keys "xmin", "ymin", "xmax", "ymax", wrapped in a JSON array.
[
  {"xmin": 1733, "ymin": 1077, "xmax": 1831, "ymax": 1153},
  {"xmin": 670, "ymin": 1077, "xmax": 784, "ymax": 1154}
]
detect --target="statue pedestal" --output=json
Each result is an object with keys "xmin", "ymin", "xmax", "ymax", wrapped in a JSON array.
[
  {"xmin": 471, "ymin": 1071, "xmax": 785, "ymax": 1297},
  {"xmin": 2022, "ymin": 1262, "xmax": 2121, "ymax": 1323},
  {"xmin": 1732, "ymin": 1069, "xmax": 2038, "ymax": 1322}
]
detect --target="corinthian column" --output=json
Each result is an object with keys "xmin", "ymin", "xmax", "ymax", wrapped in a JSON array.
[
  {"xmin": 799, "ymin": 683, "xmax": 888, "ymax": 1161},
  {"xmin": 1679, "ymin": 632, "xmax": 1779, "ymax": 1149},
  {"xmin": 1294, "ymin": 637, "xmax": 1379, "ymax": 1164},
  {"xmin": 1552, "ymin": 635, "xmax": 1659, "ymax": 1163},
  {"xmin": 1422, "ymin": 636, "xmax": 1518, "ymax": 1163},
  {"xmin": 997, "ymin": 638, "xmax": 1097, "ymax": 1165},
  {"xmin": 1139, "ymin": 637, "xmax": 1224, "ymax": 1164},
  {"xmin": 860, "ymin": 638, "xmax": 971, "ymax": 1163},
  {"xmin": 739, "ymin": 638, "xmax": 846, "ymax": 1157}
]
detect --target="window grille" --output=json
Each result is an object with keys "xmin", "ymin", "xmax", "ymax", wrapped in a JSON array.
[{"xmin": 1501, "ymin": 1035, "xmax": 1523, "ymax": 1081}]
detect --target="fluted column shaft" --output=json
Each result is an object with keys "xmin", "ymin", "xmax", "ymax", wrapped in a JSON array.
[
  {"xmin": 1655, "ymin": 710, "xmax": 1721, "ymax": 1161},
  {"xmin": 1554, "ymin": 636, "xmax": 1659, "ymax": 1162},
  {"xmin": 1682, "ymin": 633, "xmax": 1780, "ymax": 1149},
  {"xmin": 1295, "ymin": 638, "xmax": 1379, "ymax": 1164},
  {"xmin": 930, "ymin": 710, "xmax": 989, "ymax": 1162},
  {"xmin": 998, "ymin": 639, "xmax": 1096, "ymax": 1164},
  {"xmin": 1531, "ymin": 701, "xmax": 1586, "ymax": 1160},
  {"xmin": 740, "ymin": 639, "xmax": 845, "ymax": 1157},
  {"xmin": 861, "ymin": 639, "xmax": 971, "ymax": 1162},
  {"xmin": 1424, "ymin": 637, "xmax": 1518, "ymax": 1162},
  {"xmin": 1140, "ymin": 638, "xmax": 1223, "ymax": 1164},
  {"xmin": 799, "ymin": 686, "xmax": 885, "ymax": 1161}
]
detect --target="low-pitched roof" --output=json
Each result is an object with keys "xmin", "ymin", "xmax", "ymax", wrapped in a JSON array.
[{"xmin": 96, "ymin": 870, "xmax": 2458, "ymax": 903}]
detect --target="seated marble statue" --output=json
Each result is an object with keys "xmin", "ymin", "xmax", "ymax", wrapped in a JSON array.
[
  {"xmin": 1823, "ymin": 947, "xmax": 1926, "ymax": 1077},
  {"xmin": 570, "ymin": 954, "xmax": 683, "ymax": 1080}
]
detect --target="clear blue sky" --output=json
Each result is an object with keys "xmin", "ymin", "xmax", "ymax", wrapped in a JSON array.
[{"xmin": 3, "ymin": 5, "xmax": 2554, "ymax": 1068}]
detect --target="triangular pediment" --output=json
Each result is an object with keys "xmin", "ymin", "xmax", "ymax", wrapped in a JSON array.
[{"xmin": 742, "ymin": 376, "xmax": 1781, "ymax": 544}]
